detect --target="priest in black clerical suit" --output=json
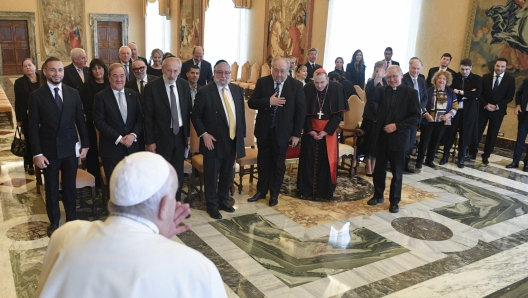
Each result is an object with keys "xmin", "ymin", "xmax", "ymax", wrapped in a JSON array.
[{"xmin": 297, "ymin": 69, "xmax": 348, "ymax": 200}]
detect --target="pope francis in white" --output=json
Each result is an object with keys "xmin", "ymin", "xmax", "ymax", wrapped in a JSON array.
[{"xmin": 37, "ymin": 152, "xmax": 227, "ymax": 298}]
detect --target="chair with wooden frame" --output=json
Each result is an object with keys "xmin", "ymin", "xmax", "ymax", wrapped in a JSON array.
[
  {"xmin": 233, "ymin": 101, "xmax": 257, "ymax": 193},
  {"xmin": 338, "ymin": 95, "xmax": 365, "ymax": 176}
]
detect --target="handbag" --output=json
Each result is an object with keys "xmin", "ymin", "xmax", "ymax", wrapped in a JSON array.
[{"xmin": 11, "ymin": 126, "xmax": 26, "ymax": 157}]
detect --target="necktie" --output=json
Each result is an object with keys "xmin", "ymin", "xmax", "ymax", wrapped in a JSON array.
[
  {"xmin": 493, "ymin": 75, "xmax": 499, "ymax": 90},
  {"xmin": 170, "ymin": 85, "xmax": 180, "ymax": 135},
  {"xmin": 124, "ymin": 64, "xmax": 129, "ymax": 80},
  {"xmin": 270, "ymin": 83, "xmax": 280, "ymax": 128},
  {"xmin": 77, "ymin": 68, "xmax": 84, "ymax": 83},
  {"xmin": 413, "ymin": 78, "xmax": 420, "ymax": 101},
  {"xmin": 140, "ymin": 80, "xmax": 145, "ymax": 95},
  {"xmin": 54, "ymin": 87, "xmax": 63, "ymax": 111},
  {"xmin": 222, "ymin": 88, "xmax": 236, "ymax": 139},
  {"xmin": 117, "ymin": 92, "xmax": 127, "ymax": 123}
]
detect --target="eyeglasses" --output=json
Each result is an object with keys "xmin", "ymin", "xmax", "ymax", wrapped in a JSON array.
[
  {"xmin": 132, "ymin": 66, "xmax": 146, "ymax": 72},
  {"xmin": 215, "ymin": 70, "xmax": 231, "ymax": 75}
]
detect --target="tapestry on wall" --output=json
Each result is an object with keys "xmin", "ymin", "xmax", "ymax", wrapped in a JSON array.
[
  {"xmin": 178, "ymin": 0, "xmax": 204, "ymax": 60},
  {"xmin": 264, "ymin": 0, "xmax": 314, "ymax": 66},
  {"xmin": 38, "ymin": 0, "xmax": 85, "ymax": 60}
]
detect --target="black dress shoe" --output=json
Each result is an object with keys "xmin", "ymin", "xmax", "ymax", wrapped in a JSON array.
[
  {"xmin": 482, "ymin": 157, "xmax": 489, "ymax": 165},
  {"xmin": 415, "ymin": 162, "xmax": 422, "ymax": 169},
  {"xmin": 367, "ymin": 197, "xmax": 384, "ymax": 206},
  {"xmin": 506, "ymin": 162, "xmax": 519, "ymax": 169},
  {"xmin": 439, "ymin": 157, "xmax": 448, "ymax": 165},
  {"xmin": 389, "ymin": 205, "xmax": 400, "ymax": 213},
  {"xmin": 47, "ymin": 224, "xmax": 58, "ymax": 237},
  {"xmin": 219, "ymin": 203, "xmax": 235, "ymax": 213},
  {"xmin": 523, "ymin": 165, "xmax": 528, "ymax": 172},
  {"xmin": 28, "ymin": 167, "xmax": 35, "ymax": 175},
  {"xmin": 207, "ymin": 208, "xmax": 222, "ymax": 219},
  {"xmin": 185, "ymin": 214, "xmax": 191, "ymax": 219},
  {"xmin": 403, "ymin": 166, "xmax": 416, "ymax": 174},
  {"xmin": 467, "ymin": 154, "xmax": 476, "ymax": 160},
  {"xmin": 457, "ymin": 160, "xmax": 465, "ymax": 169},
  {"xmin": 365, "ymin": 173, "xmax": 373, "ymax": 177},
  {"xmin": 425, "ymin": 161, "xmax": 437, "ymax": 169},
  {"xmin": 299, "ymin": 195, "xmax": 309, "ymax": 200},
  {"xmin": 247, "ymin": 192, "xmax": 266, "ymax": 202},
  {"xmin": 269, "ymin": 197, "xmax": 278, "ymax": 206}
]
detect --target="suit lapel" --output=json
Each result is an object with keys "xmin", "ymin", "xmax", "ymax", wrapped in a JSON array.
[
  {"xmin": 213, "ymin": 86, "xmax": 228, "ymax": 126},
  {"xmin": 106, "ymin": 88, "xmax": 124, "ymax": 123},
  {"xmin": 125, "ymin": 90, "xmax": 135, "ymax": 125},
  {"xmin": 43, "ymin": 87, "xmax": 62, "ymax": 119},
  {"xmin": 158, "ymin": 80, "xmax": 170, "ymax": 109},
  {"xmin": 176, "ymin": 80, "xmax": 188, "ymax": 121},
  {"xmin": 59, "ymin": 87, "xmax": 72, "ymax": 129}
]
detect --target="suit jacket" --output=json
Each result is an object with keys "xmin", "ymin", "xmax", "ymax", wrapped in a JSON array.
[
  {"xmin": 180, "ymin": 59, "xmax": 213, "ymax": 86},
  {"xmin": 125, "ymin": 75, "xmax": 158, "ymax": 111},
  {"xmin": 80, "ymin": 79, "xmax": 109, "ymax": 121},
  {"xmin": 386, "ymin": 60, "xmax": 400, "ymax": 66},
  {"xmin": 29, "ymin": 83, "xmax": 90, "ymax": 159},
  {"xmin": 192, "ymin": 83, "xmax": 246, "ymax": 158},
  {"xmin": 516, "ymin": 78, "xmax": 528, "ymax": 115},
  {"xmin": 426, "ymin": 66, "xmax": 457, "ymax": 88},
  {"xmin": 14, "ymin": 73, "xmax": 40, "ymax": 121},
  {"xmin": 248, "ymin": 75, "xmax": 306, "ymax": 146},
  {"xmin": 479, "ymin": 72, "xmax": 515, "ymax": 117},
  {"xmin": 372, "ymin": 85, "xmax": 421, "ymax": 151},
  {"xmin": 304, "ymin": 62, "xmax": 322, "ymax": 81},
  {"xmin": 144, "ymin": 77, "xmax": 192, "ymax": 149},
  {"xmin": 345, "ymin": 63, "xmax": 366, "ymax": 88},
  {"xmin": 93, "ymin": 87, "xmax": 143, "ymax": 159},
  {"xmin": 401, "ymin": 73, "xmax": 428, "ymax": 110},
  {"xmin": 63, "ymin": 63, "xmax": 90, "ymax": 91}
]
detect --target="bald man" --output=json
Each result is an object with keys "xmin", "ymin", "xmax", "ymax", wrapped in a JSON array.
[
  {"xmin": 63, "ymin": 48, "xmax": 89, "ymax": 91},
  {"xmin": 180, "ymin": 46, "xmax": 213, "ymax": 86},
  {"xmin": 128, "ymin": 42, "xmax": 149, "ymax": 66}
]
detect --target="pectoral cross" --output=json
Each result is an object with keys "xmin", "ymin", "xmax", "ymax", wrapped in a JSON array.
[{"xmin": 317, "ymin": 110, "xmax": 324, "ymax": 119}]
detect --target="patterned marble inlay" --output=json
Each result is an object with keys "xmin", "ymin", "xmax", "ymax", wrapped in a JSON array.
[
  {"xmin": 1, "ymin": 189, "xmax": 47, "ymax": 221},
  {"xmin": 210, "ymin": 213, "xmax": 409, "ymax": 287},
  {"xmin": 391, "ymin": 217, "xmax": 453, "ymax": 241},
  {"xmin": 0, "ymin": 178, "xmax": 33, "ymax": 187},
  {"xmin": 422, "ymin": 176, "xmax": 528, "ymax": 229},
  {"xmin": 6, "ymin": 221, "xmax": 48, "ymax": 241},
  {"xmin": 465, "ymin": 162, "xmax": 528, "ymax": 183},
  {"xmin": 9, "ymin": 247, "xmax": 47, "ymax": 298}
]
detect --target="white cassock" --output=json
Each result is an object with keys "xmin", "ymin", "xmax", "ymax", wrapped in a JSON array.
[{"xmin": 37, "ymin": 216, "xmax": 227, "ymax": 298}]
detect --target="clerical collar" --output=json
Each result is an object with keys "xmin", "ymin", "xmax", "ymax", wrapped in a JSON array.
[{"xmin": 112, "ymin": 212, "xmax": 159, "ymax": 234}]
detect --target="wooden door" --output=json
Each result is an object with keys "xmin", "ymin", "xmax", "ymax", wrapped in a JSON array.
[
  {"xmin": 0, "ymin": 20, "xmax": 30, "ymax": 75},
  {"xmin": 97, "ymin": 21, "xmax": 122, "ymax": 66}
]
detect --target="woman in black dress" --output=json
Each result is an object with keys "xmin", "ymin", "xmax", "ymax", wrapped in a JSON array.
[
  {"xmin": 147, "ymin": 48, "xmax": 163, "ymax": 77},
  {"xmin": 14, "ymin": 58, "xmax": 40, "ymax": 175},
  {"xmin": 345, "ymin": 49, "xmax": 366, "ymax": 89},
  {"xmin": 328, "ymin": 57, "xmax": 345, "ymax": 78},
  {"xmin": 80, "ymin": 59, "xmax": 109, "ymax": 187}
]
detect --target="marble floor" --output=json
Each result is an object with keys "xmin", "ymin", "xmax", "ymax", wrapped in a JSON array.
[{"xmin": 1, "ymin": 76, "xmax": 528, "ymax": 297}]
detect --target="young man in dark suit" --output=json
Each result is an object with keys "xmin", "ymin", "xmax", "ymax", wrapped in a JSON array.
[
  {"xmin": 401, "ymin": 57, "xmax": 428, "ymax": 173},
  {"xmin": 469, "ymin": 58, "xmax": 515, "ymax": 165},
  {"xmin": 62, "ymin": 48, "xmax": 89, "ymax": 92},
  {"xmin": 441, "ymin": 58, "xmax": 482, "ymax": 168},
  {"xmin": 367, "ymin": 65, "xmax": 421, "ymax": 213},
  {"xmin": 383, "ymin": 47, "xmax": 400, "ymax": 68},
  {"xmin": 29, "ymin": 57, "xmax": 90, "ymax": 237},
  {"xmin": 144, "ymin": 57, "xmax": 192, "ymax": 202},
  {"xmin": 93, "ymin": 63, "xmax": 143, "ymax": 180},
  {"xmin": 506, "ymin": 77, "xmax": 528, "ymax": 172},
  {"xmin": 186, "ymin": 65, "xmax": 202, "ymax": 107},
  {"xmin": 425, "ymin": 53, "xmax": 457, "ymax": 88},
  {"xmin": 247, "ymin": 57, "xmax": 306, "ymax": 206},
  {"xmin": 304, "ymin": 47, "xmax": 322, "ymax": 81},
  {"xmin": 180, "ymin": 46, "xmax": 213, "ymax": 86},
  {"xmin": 192, "ymin": 60, "xmax": 246, "ymax": 219}
]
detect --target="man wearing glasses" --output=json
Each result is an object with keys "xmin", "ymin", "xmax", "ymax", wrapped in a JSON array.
[
  {"xmin": 192, "ymin": 60, "xmax": 246, "ymax": 219},
  {"xmin": 247, "ymin": 56, "xmax": 306, "ymax": 207}
]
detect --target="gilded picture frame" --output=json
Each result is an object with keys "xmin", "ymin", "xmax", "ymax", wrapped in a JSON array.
[
  {"xmin": 178, "ymin": 0, "xmax": 204, "ymax": 60},
  {"xmin": 263, "ymin": 0, "xmax": 314, "ymax": 65},
  {"xmin": 38, "ymin": 0, "xmax": 86, "ymax": 60}
]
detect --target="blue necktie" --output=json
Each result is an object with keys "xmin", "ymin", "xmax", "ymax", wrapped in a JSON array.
[
  {"xmin": 54, "ymin": 87, "xmax": 63, "ymax": 111},
  {"xmin": 270, "ymin": 83, "xmax": 280, "ymax": 128},
  {"xmin": 493, "ymin": 75, "xmax": 499, "ymax": 90}
]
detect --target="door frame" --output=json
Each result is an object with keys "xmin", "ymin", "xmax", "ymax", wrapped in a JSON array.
[
  {"xmin": 0, "ymin": 12, "xmax": 38, "ymax": 75},
  {"xmin": 89, "ymin": 14, "xmax": 129, "ymax": 59}
]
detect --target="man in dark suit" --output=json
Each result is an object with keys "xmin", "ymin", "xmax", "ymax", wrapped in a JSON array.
[
  {"xmin": 144, "ymin": 57, "xmax": 192, "ymax": 202},
  {"xmin": 128, "ymin": 42, "xmax": 149, "ymax": 66},
  {"xmin": 401, "ymin": 57, "xmax": 428, "ymax": 173},
  {"xmin": 506, "ymin": 77, "xmax": 528, "ymax": 172},
  {"xmin": 186, "ymin": 65, "xmax": 201, "ymax": 106},
  {"xmin": 469, "ymin": 58, "xmax": 515, "ymax": 165},
  {"xmin": 247, "ymin": 57, "xmax": 306, "ymax": 206},
  {"xmin": 62, "ymin": 48, "xmax": 89, "ymax": 92},
  {"xmin": 192, "ymin": 60, "xmax": 246, "ymax": 219},
  {"xmin": 383, "ymin": 47, "xmax": 400, "ymax": 68},
  {"xmin": 425, "ymin": 53, "xmax": 457, "ymax": 88},
  {"xmin": 93, "ymin": 63, "xmax": 143, "ymax": 180},
  {"xmin": 118, "ymin": 46, "xmax": 132, "ymax": 82},
  {"xmin": 440, "ymin": 58, "xmax": 482, "ymax": 168},
  {"xmin": 288, "ymin": 55, "xmax": 297, "ymax": 77},
  {"xmin": 29, "ymin": 57, "xmax": 90, "ymax": 236},
  {"xmin": 304, "ymin": 47, "xmax": 322, "ymax": 81},
  {"xmin": 367, "ymin": 65, "xmax": 420, "ymax": 213},
  {"xmin": 179, "ymin": 46, "xmax": 213, "ymax": 86}
]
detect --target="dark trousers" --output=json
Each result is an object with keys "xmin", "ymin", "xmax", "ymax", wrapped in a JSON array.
[
  {"xmin": 373, "ymin": 132, "xmax": 405, "ymax": 206},
  {"xmin": 405, "ymin": 124, "xmax": 419, "ymax": 166},
  {"xmin": 256, "ymin": 128, "xmax": 288, "ymax": 198},
  {"xmin": 470, "ymin": 110, "xmax": 505, "ymax": 158},
  {"xmin": 85, "ymin": 118, "xmax": 101, "ymax": 187},
  {"xmin": 203, "ymin": 140, "xmax": 236, "ymax": 210},
  {"xmin": 43, "ymin": 155, "xmax": 78, "ymax": 225},
  {"xmin": 443, "ymin": 111, "xmax": 465, "ymax": 160},
  {"xmin": 417, "ymin": 122, "xmax": 446, "ymax": 164},
  {"xmin": 512, "ymin": 112, "xmax": 528, "ymax": 164},
  {"xmin": 21, "ymin": 119, "xmax": 33, "ymax": 168},
  {"xmin": 159, "ymin": 131, "xmax": 185, "ymax": 201},
  {"xmin": 102, "ymin": 157, "xmax": 123, "ymax": 185}
]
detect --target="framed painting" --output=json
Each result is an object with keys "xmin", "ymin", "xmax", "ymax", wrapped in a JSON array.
[
  {"xmin": 263, "ymin": 0, "xmax": 314, "ymax": 65},
  {"xmin": 37, "ymin": 0, "xmax": 85, "ymax": 60},
  {"xmin": 178, "ymin": 0, "xmax": 204, "ymax": 60}
]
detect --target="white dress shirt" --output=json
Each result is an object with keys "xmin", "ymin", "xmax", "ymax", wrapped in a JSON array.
[{"xmin": 164, "ymin": 80, "xmax": 183, "ymax": 128}]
